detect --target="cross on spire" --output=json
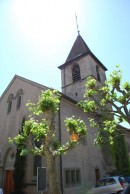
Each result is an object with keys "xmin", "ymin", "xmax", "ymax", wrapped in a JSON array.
[{"xmin": 75, "ymin": 13, "xmax": 80, "ymax": 35}]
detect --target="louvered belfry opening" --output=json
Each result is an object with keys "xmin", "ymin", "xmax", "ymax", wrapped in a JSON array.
[
  {"xmin": 96, "ymin": 65, "xmax": 101, "ymax": 81},
  {"xmin": 72, "ymin": 63, "xmax": 81, "ymax": 82}
]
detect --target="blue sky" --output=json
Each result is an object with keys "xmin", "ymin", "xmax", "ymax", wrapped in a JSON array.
[{"xmin": 0, "ymin": 0, "xmax": 130, "ymax": 96}]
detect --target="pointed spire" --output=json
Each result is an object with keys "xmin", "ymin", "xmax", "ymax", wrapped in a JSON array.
[
  {"xmin": 58, "ymin": 35, "xmax": 107, "ymax": 71},
  {"xmin": 65, "ymin": 35, "xmax": 90, "ymax": 62}
]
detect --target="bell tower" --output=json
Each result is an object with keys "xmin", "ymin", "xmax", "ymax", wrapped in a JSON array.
[{"xmin": 58, "ymin": 35, "xmax": 107, "ymax": 101}]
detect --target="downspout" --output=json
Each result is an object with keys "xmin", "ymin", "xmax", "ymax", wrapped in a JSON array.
[{"xmin": 59, "ymin": 103, "xmax": 63, "ymax": 194}]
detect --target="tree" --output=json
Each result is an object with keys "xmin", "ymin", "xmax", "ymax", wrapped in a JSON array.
[
  {"xmin": 78, "ymin": 66, "xmax": 130, "ymax": 174},
  {"xmin": 112, "ymin": 134, "xmax": 130, "ymax": 175},
  {"xmin": 13, "ymin": 148, "xmax": 26, "ymax": 194},
  {"xmin": 9, "ymin": 89, "xmax": 87, "ymax": 194}
]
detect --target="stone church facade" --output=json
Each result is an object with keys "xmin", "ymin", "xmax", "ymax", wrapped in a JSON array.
[{"xmin": 0, "ymin": 35, "xmax": 127, "ymax": 194}]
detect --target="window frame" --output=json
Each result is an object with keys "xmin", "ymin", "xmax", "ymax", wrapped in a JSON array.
[
  {"xmin": 64, "ymin": 168, "xmax": 81, "ymax": 187},
  {"xmin": 105, "ymin": 178, "xmax": 116, "ymax": 186},
  {"xmin": 16, "ymin": 89, "xmax": 23, "ymax": 110},
  {"xmin": 7, "ymin": 94, "xmax": 13, "ymax": 114}
]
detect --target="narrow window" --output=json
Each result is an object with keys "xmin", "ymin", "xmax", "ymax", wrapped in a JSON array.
[
  {"xmin": 16, "ymin": 89, "xmax": 23, "ymax": 110},
  {"xmin": 72, "ymin": 64, "xmax": 81, "ymax": 82},
  {"xmin": 65, "ymin": 170, "xmax": 71, "ymax": 185},
  {"xmin": 8, "ymin": 101, "xmax": 12, "ymax": 113},
  {"xmin": 7, "ymin": 94, "xmax": 13, "ymax": 113},
  {"xmin": 96, "ymin": 65, "xmax": 101, "ymax": 81},
  {"xmin": 17, "ymin": 95, "xmax": 21, "ymax": 109},
  {"xmin": 76, "ymin": 169, "xmax": 80, "ymax": 183},
  {"xmin": 71, "ymin": 170, "xmax": 75, "ymax": 184}
]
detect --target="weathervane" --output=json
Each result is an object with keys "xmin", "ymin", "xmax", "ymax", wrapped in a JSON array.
[{"xmin": 75, "ymin": 13, "xmax": 80, "ymax": 35}]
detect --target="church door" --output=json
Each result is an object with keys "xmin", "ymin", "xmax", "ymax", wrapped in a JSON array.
[{"xmin": 5, "ymin": 170, "xmax": 14, "ymax": 194}]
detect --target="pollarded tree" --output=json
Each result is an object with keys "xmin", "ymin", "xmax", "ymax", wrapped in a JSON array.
[
  {"xmin": 10, "ymin": 89, "xmax": 87, "ymax": 194},
  {"xmin": 78, "ymin": 66, "xmax": 130, "ymax": 174},
  {"xmin": 79, "ymin": 66, "xmax": 130, "ymax": 143}
]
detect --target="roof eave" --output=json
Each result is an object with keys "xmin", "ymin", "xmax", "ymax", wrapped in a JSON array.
[
  {"xmin": 58, "ymin": 51, "xmax": 107, "ymax": 71},
  {"xmin": 58, "ymin": 52, "xmax": 89, "ymax": 69}
]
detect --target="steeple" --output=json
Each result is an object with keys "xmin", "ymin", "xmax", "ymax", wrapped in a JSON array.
[
  {"xmin": 58, "ymin": 35, "xmax": 107, "ymax": 101},
  {"xmin": 59, "ymin": 35, "xmax": 107, "ymax": 71},
  {"xmin": 65, "ymin": 35, "xmax": 90, "ymax": 63}
]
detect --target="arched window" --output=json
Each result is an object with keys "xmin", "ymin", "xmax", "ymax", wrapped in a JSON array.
[
  {"xmin": 96, "ymin": 65, "xmax": 101, "ymax": 81},
  {"xmin": 7, "ymin": 94, "xmax": 13, "ymax": 113},
  {"xmin": 16, "ymin": 89, "xmax": 23, "ymax": 110},
  {"xmin": 72, "ymin": 64, "xmax": 81, "ymax": 82}
]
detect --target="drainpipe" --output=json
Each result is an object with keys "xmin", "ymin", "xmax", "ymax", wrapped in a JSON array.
[{"xmin": 59, "ymin": 103, "xmax": 63, "ymax": 194}]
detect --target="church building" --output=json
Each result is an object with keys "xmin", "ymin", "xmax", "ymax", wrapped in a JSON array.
[{"xmin": 0, "ymin": 35, "xmax": 119, "ymax": 194}]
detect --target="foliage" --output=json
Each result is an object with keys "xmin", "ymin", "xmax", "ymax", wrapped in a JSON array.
[
  {"xmin": 65, "ymin": 116, "xmax": 87, "ymax": 136},
  {"xmin": 9, "ymin": 89, "xmax": 87, "ymax": 156},
  {"xmin": 9, "ymin": 89, "xmax": 87, "ymax": 194},
  {"xmin": 112, "ymin": 134, "xmax": 130, "ymax": 175},
  {"xmin": 27, "ymin": 89, "xmax": 61, "ymax": 114},
  {"xmin": 78, "ymin": 66, "xmax": 130, "ymax": 175},
  {"xmin": 78, "ymin": 66, "xmax": 130, "ymax": 144}
]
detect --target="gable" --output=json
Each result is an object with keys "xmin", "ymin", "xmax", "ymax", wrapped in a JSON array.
[{"xmin": 0, "ymin": 75, "xmax": 48, "ymax": 102}]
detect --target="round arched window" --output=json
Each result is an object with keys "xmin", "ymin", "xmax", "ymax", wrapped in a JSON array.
[{"xmin": 72, "ymin": 64, "xmax": 81, "ymax": 82}]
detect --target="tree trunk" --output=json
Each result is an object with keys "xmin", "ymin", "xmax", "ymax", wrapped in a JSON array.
[
  {"xmin": 45, "ymin": 151, "xmax": 60, "ymax": 194},
  {"xmin": 44, "ymin": 110, "xmax": 61, "ymax": 194}
]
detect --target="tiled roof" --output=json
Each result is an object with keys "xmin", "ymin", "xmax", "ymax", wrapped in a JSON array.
[{"xmin": 65, "ymin": 35, "xmax": 90, "ymax": 62}]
